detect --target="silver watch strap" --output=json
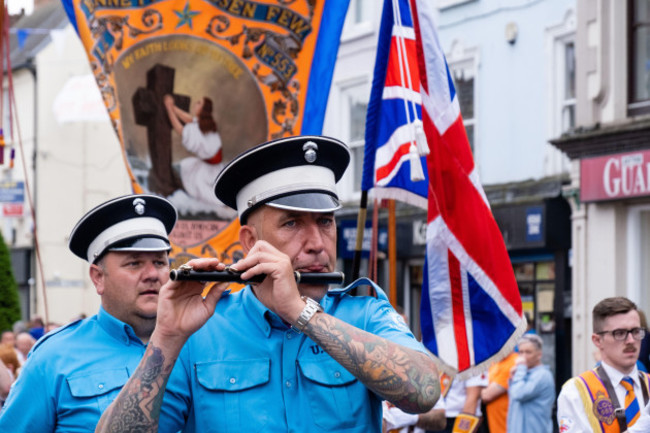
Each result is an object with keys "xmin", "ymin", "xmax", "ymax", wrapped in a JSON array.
[{"xmin": 292, "ymin": 296, "xmax": 323, "ymax": 333}]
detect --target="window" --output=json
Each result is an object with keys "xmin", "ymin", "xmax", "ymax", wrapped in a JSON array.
[
  {"xmin": 342, "ymin": 0, "xmax": 376, "ymax": 41},
  {"xmin": 513, "ymin": 261, "xmax": 556, "ymax": 333},
  {"xmin": 446, "ymin": 42, "xmax": 478, "ymax": 155},
  {"xmin": 453, "ymin": 68, "xmax": 475, "ymax": 153},
  {"xmin": 335, "ymin": 79, "xmax": 370, "ymax": 200},
  {"xmin": 346, "ymin": 83, "xmax": 369, "ymax": 194},
  {"xmin": 545, "ymin": 9, "xmax": 575, "ymax": 175},
  {"xmin": 627, "ymin": 204, "xmax": 650, "ymax": 313},
  {"xmin": 629, "ymin": 0, "xmax": 650, "ymax": 115},
  {"xmin": 562, "ymin": 42, "xmax": 576, "ymax": 132},
  {"xmin": 435, "ymin": 0, "xmax": 476, "ymax": 10}
]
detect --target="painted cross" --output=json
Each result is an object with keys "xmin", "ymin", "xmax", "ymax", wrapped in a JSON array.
[{"xmin": 133, "ymin": 64, "xmax": 190, "ymax": 196}]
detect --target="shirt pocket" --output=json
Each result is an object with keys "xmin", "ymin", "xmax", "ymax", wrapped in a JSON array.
[
  {"xmin": 298, "ymin": 358, "xmax": 371, "ymax": 431},
  {"xmin": 66, "ymin": 367, "xmax": 129, "ymax": 414},
  {"xmin": 195, "ymin": 358, "xmax": 270, "ymax": 433}
]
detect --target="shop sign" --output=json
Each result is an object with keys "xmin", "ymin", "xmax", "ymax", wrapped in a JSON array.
[
  {"xmin": 581, "ymin": 150, "xmax": 650, "ymax": 202},
  {"xmin": 338, "ymin": 220, "xmax": 388, "ymax": 259},
  {"xmin": 0, "ymin": 181, "xmax": 24, "ymax": 203},
  {"xmin": 3, "ymin": 203, "xmax": 23, "ymax": 217},
  {"xmin": 526, "ymin": 207, "xmax": 543, "ymax": 242},
  {"xmin": 413, "ymin": 220, "xmax": 427, "ymax": 245}
]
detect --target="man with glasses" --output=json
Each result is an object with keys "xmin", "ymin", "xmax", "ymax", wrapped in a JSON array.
[{"xmin": 557, "ymin": 297, "xmax": 650, "ymax": 432}]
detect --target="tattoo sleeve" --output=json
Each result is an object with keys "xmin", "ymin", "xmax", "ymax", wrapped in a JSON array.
[
  {"xmin": 304, "ymin": 313, "xmax": 440, "ymax": 413},
  {"xmin": 95, "ymin": 343, "xmax": 175, "ymax": 433}
]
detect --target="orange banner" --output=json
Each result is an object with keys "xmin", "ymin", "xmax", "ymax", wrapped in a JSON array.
[{"xmin": 63, "ymin": 0, "xmax": 349, "ymax": 269}]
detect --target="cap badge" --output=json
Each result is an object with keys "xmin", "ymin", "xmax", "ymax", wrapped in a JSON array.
[
  {"xmin": 133, "ymin": 198, "xmax": 146, "ymax": 215},
  {"xmin": 303, "ymin": 141, "xmax": 318, "ymax": 163}
]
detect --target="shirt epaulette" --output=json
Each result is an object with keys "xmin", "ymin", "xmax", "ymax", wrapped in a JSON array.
[{"xmin": 30, "ymin": 318, "xmax": 83, "ymax": 353}]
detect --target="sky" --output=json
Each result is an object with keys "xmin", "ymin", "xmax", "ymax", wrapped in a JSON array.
[{"xmin": 7, "ymin": 0, "xmax": 34, "ymax": 15}]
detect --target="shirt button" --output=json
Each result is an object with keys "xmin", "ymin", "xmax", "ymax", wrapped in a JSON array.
[
  {"xmin": 334, "ymin": 371, "xmax": 341, "ymax": 378},
  {"xmin": 287, "ymin": 333, "xmax": 293, "ymax": 339},
  {"xmin": 285, "ymin": 380, "xmax": 292, "ymax": 388},
  {"xmin": 98, "ymin": 383, "xmax": 104, "ymax": 389},
  {"xmin": 229, "ymin": 378, "xmax": 236, "ymax": 384}
]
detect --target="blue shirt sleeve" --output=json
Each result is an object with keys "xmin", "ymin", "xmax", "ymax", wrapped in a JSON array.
[{"xmin": 0, "ymin": 351, "xmax": 55, "ymax": 432}]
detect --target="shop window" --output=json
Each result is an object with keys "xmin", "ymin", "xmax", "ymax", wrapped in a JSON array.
[
  {"xmin": 628, "ymin": 205, "xmax": 650, "ymax": 313},
  {"xmin": 513, "ymin": 261, "xmax": 556, "ymax": 333}
]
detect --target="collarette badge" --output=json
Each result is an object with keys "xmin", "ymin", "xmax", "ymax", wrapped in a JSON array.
[{"xmin": 592, "ymin": 391, "xmax": 616, "ymax": 425}]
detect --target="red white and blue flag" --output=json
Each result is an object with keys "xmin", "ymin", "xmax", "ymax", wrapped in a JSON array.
[{"xmin": 363, "ymin": 0, "xmax": 526, "ymax": 376}]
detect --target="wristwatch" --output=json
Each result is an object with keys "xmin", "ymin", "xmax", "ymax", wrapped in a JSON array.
[{"xmin": 292, "ymin": 296, "xmax": 323, "ymax": 333}]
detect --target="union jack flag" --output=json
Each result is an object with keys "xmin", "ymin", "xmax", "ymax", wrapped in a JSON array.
[{"xmin": 363, "ymin": 0, "xmax": 526, "ymax": 376}]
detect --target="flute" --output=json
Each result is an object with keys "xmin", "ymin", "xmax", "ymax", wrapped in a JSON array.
[{"xmin": 170, "ymin": 264, "xmax": 345, "ymax": 286}]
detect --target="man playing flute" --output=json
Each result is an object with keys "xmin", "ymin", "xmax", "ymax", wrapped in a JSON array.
[{"xmin": 96, "ymin": 135, "xmax": 441, "ymax": 432}]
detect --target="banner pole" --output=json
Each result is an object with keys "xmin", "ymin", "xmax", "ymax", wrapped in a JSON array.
[
  {"xmin": 351, "ymin": 190, "xmax": 368, "ymax": 281},
  {"xmin": 388, "ymin": 199, "xmax": 397, "ymax": 306}
]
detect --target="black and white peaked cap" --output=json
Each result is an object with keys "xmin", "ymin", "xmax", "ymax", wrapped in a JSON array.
[
  {"xmin": 214, "ymin": 135, "xmax": 351, "ymax": 223},
  {"xmin": 68, "ymin": 194, "xmax": 177, "ymax": 263}
]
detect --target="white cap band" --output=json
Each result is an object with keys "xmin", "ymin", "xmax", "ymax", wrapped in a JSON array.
[
  {"xmin": 86, "ymin": 217, "xmax": 168, "ymax": 262},
  {"xmin": 235, "ymin": 165, "xmax": 336, "ymax": 219}
]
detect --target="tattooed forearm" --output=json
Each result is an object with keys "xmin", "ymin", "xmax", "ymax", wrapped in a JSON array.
[
  {"xmin": 304, "ymin": 313, "xmax": 440, "ymax": 414},
  {"xmin": 96, "ymin": 343, "xmax": 175, "ymax": 433}
]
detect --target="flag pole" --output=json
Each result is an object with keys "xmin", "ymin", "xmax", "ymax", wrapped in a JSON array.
[
  {"xmin": 370, "ymin": 198, "xmax": 379, "ymax": 282},
  {"xmin": 351, "ymin": 190, "xmax": 368, "ymax": 281},
  {"xmin": 388, "ymin": 199, "xmax": 397, "ymax": 306}
]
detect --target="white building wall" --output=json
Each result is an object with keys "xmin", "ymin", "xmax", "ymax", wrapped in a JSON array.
[
  {"xmin": 31, "ymin": 25, "xmax": 129, "ymax": 324},
  {"xmin": 1, "ymin": 69, "xmax": 35, "ymax": 248},
  {"xmin": 435, "ymin": 0, "xmax": 574, "ymax": 185}
]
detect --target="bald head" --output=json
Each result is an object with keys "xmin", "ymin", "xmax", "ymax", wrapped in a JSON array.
[{"xmin": 16, "ymin": 332, "xmax": 36, "ymax": 357}]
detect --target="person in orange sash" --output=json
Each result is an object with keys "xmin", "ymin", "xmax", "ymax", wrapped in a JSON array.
[{"xmin": 557, "ymin": 297, "xmax": 650, "ymax": 432}]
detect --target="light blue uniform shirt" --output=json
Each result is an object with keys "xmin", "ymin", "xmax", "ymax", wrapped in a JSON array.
[
  {"xmin": 0, "ymin": 307, "xmax": 147, "ymax": 432},
  {"xmin": 507, "ymin": 363, "xmax": 556, "ymax": 433},
  {"xmin": 159, "ymin": 279, "xmax": 427, "ymax": 433}
]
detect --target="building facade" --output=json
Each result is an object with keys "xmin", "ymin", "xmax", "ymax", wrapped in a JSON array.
[
  {"xmin": 3, "ymin": 2, "xmax": 131, "ymax": 325},
  {"xmin": 552, "ymin": 0, "xmax": 650, "ymax": 374},
  {"xmin": 324, "ymin": 0, "xmax": 576, "ymax": 389}
]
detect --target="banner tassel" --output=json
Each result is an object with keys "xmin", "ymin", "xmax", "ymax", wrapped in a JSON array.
[
  {"xmin": 409, "ymin": 143, "xmax": 425, "ymax": 181},
  {"xmin": 413, "ymin": 119, "xmax": 429, "ymax": 156}
]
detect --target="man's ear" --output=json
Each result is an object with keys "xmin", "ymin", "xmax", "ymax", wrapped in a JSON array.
[
  {"xmin": 592, "ymin": 333, "xmax": 603, "ymax": 349},
  {"xmin": 239, "ymin": 225, "xmax": 258, "ymax": 254},
  {"xmin": 89, "ymin": 264, "xmax": 105, "ymax": 295}
]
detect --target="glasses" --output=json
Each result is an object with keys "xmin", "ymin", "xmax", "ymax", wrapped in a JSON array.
[{"xmin": 597, "ymin": 327, "xmax": 647, "ymax": 341}]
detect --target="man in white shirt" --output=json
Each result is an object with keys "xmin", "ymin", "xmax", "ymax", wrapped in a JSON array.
[{"xmin": 557, "ymin": 297, "xmax": 650, "ymax": 432}]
